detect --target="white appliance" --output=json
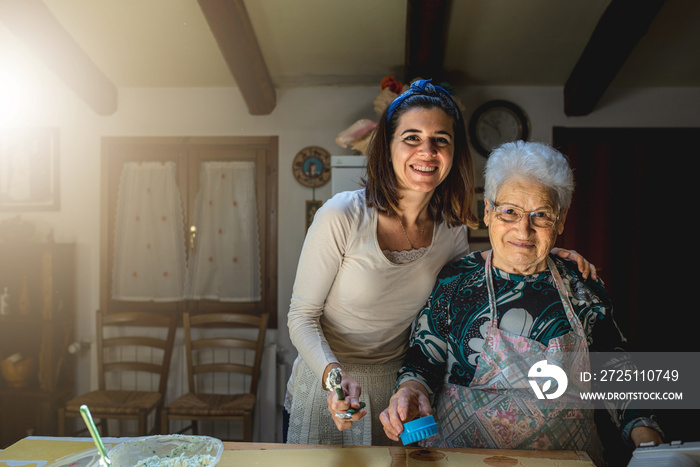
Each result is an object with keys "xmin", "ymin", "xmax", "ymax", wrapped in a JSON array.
[
  {"xmin": 628, "ymin": 441, "xmax": 700, "ymax": 467},
  {"xmin": 331, "ymin": 155, "xmax": 367, "ymax": 196}
]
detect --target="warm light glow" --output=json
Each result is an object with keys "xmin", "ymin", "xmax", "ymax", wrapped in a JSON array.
[{"xmin": 0, "ymin": 56, "xmax": 39, "ymax": 125}]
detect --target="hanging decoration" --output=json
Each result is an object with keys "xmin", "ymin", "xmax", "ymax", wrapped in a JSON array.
[
  {"xmin": 292, "ymin": 146, "xmax": 330, "ymax": 188},
  {"xmin": 305, "ymin": 199, "xmax": 323, "ymax": 232},
  {"xmin": 293, "ymin": 146, "xmax": 330, "ymax": 232}
]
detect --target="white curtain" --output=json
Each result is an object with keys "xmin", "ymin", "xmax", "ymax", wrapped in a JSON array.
[
  {"xmin": 185, "ymin": 161, "xmax": 261, "ymax": 301},
  {"xmin": 111, "ymin": 162, "xmax": 186, "ymax": 301}
]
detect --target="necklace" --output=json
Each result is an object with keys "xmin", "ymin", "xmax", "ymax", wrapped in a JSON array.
[{"xmin": 397, "ymin": 214, "xmax": 426, "ymax": 250}]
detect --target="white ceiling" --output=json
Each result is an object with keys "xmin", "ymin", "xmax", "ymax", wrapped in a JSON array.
[{"xmin": 6, "ymin": 0, "xmax": 700, "ymax": 91}]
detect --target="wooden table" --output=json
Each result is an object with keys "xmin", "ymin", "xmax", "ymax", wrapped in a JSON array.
[
  {"xmin": 0, "ymin": 437, "xmax": 595, "ymax": 466},
  {"xmin": 224, "ymin": 442, "xmax": 595, "ymax": 465}
]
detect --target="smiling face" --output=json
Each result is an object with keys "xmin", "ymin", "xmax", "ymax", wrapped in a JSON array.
[
  {"xmin": 389, "ymin": 107, "xmax": 455, "ymax": 197},
  {"xmin": 484, "ymin": 177, "xmax": 568, "ymax": 275}
]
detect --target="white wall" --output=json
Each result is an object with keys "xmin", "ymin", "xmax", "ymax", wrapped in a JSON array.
[
  {"xmin": 4, "ymin": 29, "xmax": 700, "ymax": 427},
  {"xmin": 459, "ymin": 85, "xmax": 700, "ymax": 184}
]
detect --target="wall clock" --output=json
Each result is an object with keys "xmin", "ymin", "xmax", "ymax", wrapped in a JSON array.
[
  {"xmin": 292, "ymin": 146, "xmax": 331, "ymax": 188},
  {"xmin": 468, "ymin": 100, "xmax": 530, "ymax": 157}
]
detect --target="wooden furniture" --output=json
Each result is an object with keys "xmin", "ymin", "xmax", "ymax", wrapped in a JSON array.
[
  {"xmin": 161, "ymin": 312, "xmax": 269, "ymax": 440},
  {"xmin": 222, "ymin": 443, "xmax": 595, "ymax": 466},
  {"xmin": 58, "ymin": 310, "xmax": 177, "ymax": 437},
  {"xmin": 0, "ymin": 243, "xmax": 75, "ymax": 449},
  {"xmin": 0, "ymin": 438, "xmax": 596, "ymax": 466}
]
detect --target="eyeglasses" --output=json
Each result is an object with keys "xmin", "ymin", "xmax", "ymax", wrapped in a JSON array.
[{"xmin": 492, "ymin": 204, "xmax": 559, "ymax": 228}]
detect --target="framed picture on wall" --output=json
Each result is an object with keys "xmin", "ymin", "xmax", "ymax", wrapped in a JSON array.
[
  {"xmin": 305, "ymin": 200, "xmax": 323, "ymax": 232},
  {"xmin": 0, "ymin": 128, "xmax": 60, "ymax": 211},
  {"xmin": 468, "ymin": 188, "xmax": 489, "ymax": 241}
]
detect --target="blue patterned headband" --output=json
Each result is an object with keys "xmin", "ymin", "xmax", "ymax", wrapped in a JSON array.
[{"xmin": 386, "ymin": 79, "xmax": 458, "ymax": 123}]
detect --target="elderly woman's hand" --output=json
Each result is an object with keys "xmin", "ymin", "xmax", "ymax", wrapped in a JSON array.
[
  {"xmin": 551, "ymin": 248, "xmax": 598, "ymax": 281},
  {"xmin": 630, "ymin": 426, "xmax": 664, "ymax": 447},
  {"xmin": 379, "ymin": 381, "xmax": 432, "ymax": 442},
  {"xmin": 325, "ymin": 368, "xmax": 366, "ymax": 431}
]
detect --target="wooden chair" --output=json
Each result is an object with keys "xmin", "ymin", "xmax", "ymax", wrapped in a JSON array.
[
  {"xmin": 58, "ymin": 310, "xmax": 177, "ymax": 436},
  {"xmin": 161, "ymin": 311, "xmax": 269, "ymax": 441}
]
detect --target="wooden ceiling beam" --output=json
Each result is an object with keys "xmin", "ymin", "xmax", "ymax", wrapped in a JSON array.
[
  {"xmin": 404, "ymin": 0, "xmax": 451, "ymax": 83},
  {"xmin": 564, "ymin": 0, "xmax": 666, "ymax": 116},
  {"xmin": 0, "ymin": 0, "xmax": 118, "ymax": 115},
  {"xmin": 198, "ymin": 0, "xmax": 276, "ymax": 115}
]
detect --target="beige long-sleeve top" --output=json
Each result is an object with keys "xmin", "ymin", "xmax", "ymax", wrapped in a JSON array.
[{"xmin": 287, "ymin": 190, "xmax": 469, "ymax": 387}]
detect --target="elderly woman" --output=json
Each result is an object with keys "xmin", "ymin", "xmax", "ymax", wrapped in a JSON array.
[{"xmin": 379, "ymin": 141, "xmax": 663, "ymax": 465}]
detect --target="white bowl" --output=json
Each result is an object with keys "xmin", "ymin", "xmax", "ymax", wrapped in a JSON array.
[
  {"xmin": 46, "ymin": 447, "xmax": 101, "ymax": 467},
  {"xmin": 105, "ymin": 435, "xmax": 223, "ymax": 466}
]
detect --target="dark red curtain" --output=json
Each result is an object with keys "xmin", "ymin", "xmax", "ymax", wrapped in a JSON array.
[
  {"xmin": 553, "ymin": 127, "xmax": 696, "ymax": 352},
  {"xmin": 553, "ymin": 127, "xmax": 699, "ymax": 448}
]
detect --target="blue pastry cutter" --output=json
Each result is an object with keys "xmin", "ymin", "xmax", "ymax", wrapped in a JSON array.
[{"xmin": 399, "ymin": 415, "xmax": 438, "ymax": 445}]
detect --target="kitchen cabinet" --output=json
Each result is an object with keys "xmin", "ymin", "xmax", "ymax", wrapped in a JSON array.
[{"xmin": 0, "ymin": 243, "xmax": 75, "ymax": 448}]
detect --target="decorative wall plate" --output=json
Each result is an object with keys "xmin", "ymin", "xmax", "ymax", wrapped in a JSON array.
[{"xmin": 292, "ymin": 146, "xmax": 331, "ymax": 188}]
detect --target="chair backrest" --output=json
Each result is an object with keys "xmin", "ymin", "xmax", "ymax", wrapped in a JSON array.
[
  {"xmin": 183, "ymin": 312, "xmax": 269, "ymax": 395},
  {"xmin": 96, "ymin": 310, "xmax": 177, "ymax": 394}
]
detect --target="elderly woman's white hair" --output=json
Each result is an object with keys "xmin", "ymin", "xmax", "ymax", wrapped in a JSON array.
[{"xmin": 483, "ymin": 140, "xmax": 574, "ymax": 211}]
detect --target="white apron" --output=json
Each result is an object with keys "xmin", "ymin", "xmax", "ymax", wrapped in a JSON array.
[{"xmin": 286, "ymin": 358, "xmax": 402, "ymax": 446}]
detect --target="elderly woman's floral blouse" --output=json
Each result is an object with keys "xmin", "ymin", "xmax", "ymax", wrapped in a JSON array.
[{"xmin": 397, "ymin": 251, "xmax": 662, "ymax": 444}]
